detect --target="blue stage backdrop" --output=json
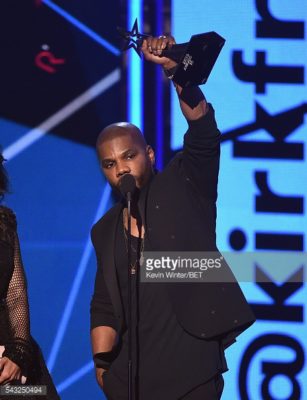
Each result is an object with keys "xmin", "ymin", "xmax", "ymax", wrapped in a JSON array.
[
  {"xmin": 1, "ymin": 0, "xmax": 121, "ymax": 399},
  {"xmin": 172, "ymin": 1, "xmax": 307, "ymax": 399},
  {"xmin": 0, "ymin": 1, "xmax": 306, "ymax": 400}
]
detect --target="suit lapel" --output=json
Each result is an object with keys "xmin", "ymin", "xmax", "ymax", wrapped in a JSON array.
[{"xmin": 101, "ymin": 202, "xmax": 124, "ymax": 327}]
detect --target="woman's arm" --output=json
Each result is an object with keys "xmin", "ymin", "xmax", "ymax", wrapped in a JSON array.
[{"xmin": 1, "ymin": 231, "xmax": 32, "ymax": 383}]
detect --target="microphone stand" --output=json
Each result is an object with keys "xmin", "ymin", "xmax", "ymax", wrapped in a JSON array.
[
  {"xmin": 126, "ymin": 191, "xmax": 133, "ymax": 400},
  {"xmin": 119, "ymin": 173, "xmax": 137, "ymax": 400}
]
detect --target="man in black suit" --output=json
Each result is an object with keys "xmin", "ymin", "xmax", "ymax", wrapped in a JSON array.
[{"xmin": 90, "ymin": 35, "xmax": 255, "ymax": 399}]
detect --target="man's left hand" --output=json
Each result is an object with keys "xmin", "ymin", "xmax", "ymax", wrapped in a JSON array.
[{"xmin": 142, "ymin": 35, "xmax": 177, "ymax": 70}]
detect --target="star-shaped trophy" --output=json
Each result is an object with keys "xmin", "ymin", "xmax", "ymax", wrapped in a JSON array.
[{"xmin": 118, "ymin": 19, "xmax": 226, "ymax": 87}]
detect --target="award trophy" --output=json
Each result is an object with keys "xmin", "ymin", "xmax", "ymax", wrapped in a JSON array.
[{"xmin": 118, "ymin": 19, "xmax": 226, "ymax": 87}]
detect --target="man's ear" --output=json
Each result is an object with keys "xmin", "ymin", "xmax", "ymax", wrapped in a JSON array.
[{"xmin": 146, "ymin": 145, "xmax": 155, "ymax": 166}]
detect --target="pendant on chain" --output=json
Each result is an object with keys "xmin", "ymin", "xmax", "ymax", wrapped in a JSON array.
[{"xmin": 131, "ymin": 263, "xmax": 137, "ymax": 275}]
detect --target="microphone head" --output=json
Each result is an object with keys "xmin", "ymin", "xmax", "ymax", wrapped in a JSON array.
[{"xmin": 119, "ymin": 174, "xmax": 136, "ymax": 198}]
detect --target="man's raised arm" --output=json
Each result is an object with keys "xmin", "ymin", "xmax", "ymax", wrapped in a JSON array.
[{"xmin": 142, "ymin": 35, "xmax": 219, "ymax": 199}]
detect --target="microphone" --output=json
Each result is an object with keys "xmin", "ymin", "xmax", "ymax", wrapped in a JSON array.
[{"xmin": 119, "ymin": 174, "xmax": 136, "ymax": 201}]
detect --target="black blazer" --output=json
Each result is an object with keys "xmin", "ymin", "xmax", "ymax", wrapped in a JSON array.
[{"xmin": 91, "ymin": 105, "xmax": 255, "ymax": 344}]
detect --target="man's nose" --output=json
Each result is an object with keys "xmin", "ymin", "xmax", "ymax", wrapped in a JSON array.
[{"xmin": 116, "ymin": 162, "xmax": 131, "ymax": 177}]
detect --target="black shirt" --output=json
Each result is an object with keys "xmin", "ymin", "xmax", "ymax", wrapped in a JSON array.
[{"xmin": 106, "ymin": 212, "xmax": 227, "ymax": 400}]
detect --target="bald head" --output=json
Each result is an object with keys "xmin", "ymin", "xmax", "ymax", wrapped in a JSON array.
[
  {"xmin": 96, "ymin": 122, "xmax": 147, "ymax": 150},
  {"xmin": 95, "ymin": 122, "xmax": 155, "ymax": 191}
]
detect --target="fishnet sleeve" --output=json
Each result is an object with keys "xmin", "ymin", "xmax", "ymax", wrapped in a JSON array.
[{"xmin": 3, "ymin": 231, "xmax": 33, "ymax": 371}]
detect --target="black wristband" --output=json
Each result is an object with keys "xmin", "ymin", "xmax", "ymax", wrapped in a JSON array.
[
  {"xmin": 93, "ymin": 350, "xmax": 116, "ymax": 370},
  {"xmin": 179, "ymin": 86, "xmax": 205, "ymax": 109}
]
